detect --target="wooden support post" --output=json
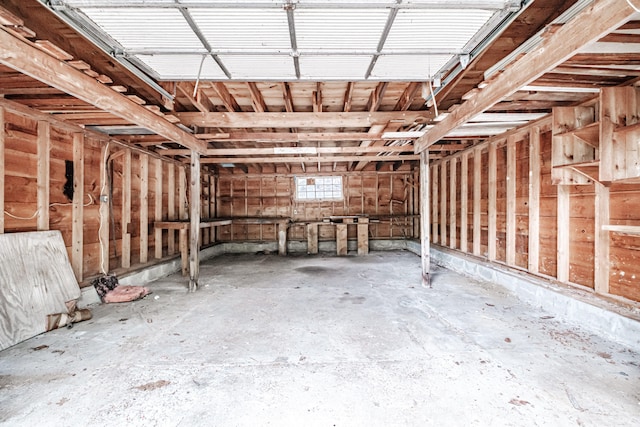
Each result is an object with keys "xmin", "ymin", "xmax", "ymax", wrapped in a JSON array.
[
  {"xmin": 488, "ymin": 142, "xmax": 497, "ymax": 261},
  {"xmin": 71, "ymin": 132, "xmax": 84, "ymax": 282},
  {"xmin": 336, "ymin": 223, "xmax": 348, "ymax": 255},
  {"xmin": 278, "ymin": 222, "xmax": 288, "ymax": 256},
  {"xmin": 594, "ymin": 183, "xmax": 610, "ymax": 294},
  {"xmin": 139, "ymin": 154, "xmax": 149, "ymax": 264},
  {"xmin": 121, "ymin": 150, "xmax": 131, "ymax": 269},
  {"xmin": 473, "ymin": 147, "xmax": 481, "ymax": 256},
  {"xmin": 357, "ymin": 218, "xmax": 369, "ymax": 255},
  {"xmin": 210, "ymin": 176, "xmax": 216, "ymax": 243},
  {"xmin": 189, "ymin": 151, "xmax": 200, "ymax": 292},
  {"xmin": 202, "ymin": 175, "xmax": 210, "ymax": 246},
  {"xmin": 460, "ymin": 152, "xmax": 468, "ymax": 253},
  {"xmin": 154, "ymin": 158, "xmax": 163, "ymax": 259},
  {"xmin": 506, "ymin": 136, "xmax": 516, "ymax": 266},
  {"xmin": 420, "ymin": 150, "xmax": 431, "ymax": 286},
  {"xmin": 557, "ymin": 185, "xmax": 570, "ymax": 282},
  {"xmin": 307, "ymin": 223, "xmax": 318, "ymax": 254},
  {"xmin": 449, "ymin": 157, "xmax": 457, "ymax": 249},
  {"xmin": 37, "ymin": 121, "xmax": 50, "ymax": 231},
  {"xmin": 440, "ymin": 160, "xmax": 447, "ymax": 246},
  {"xmin": 0, "ymin": 106, "xmax": 5, "ymax": 234},
  {"xmin": 99, "ymin": 143, "xmax": 110, "ymax": 273},
  {"xmin": 431, "ymin": 163, "xmax": 439, "ymax": 244},
  {"xmin": 528, "ymin": 127, "xmax": 541, "ymax": 273},
  {"xmin": 179, "ymin": 166, "xmax": 188, "ymax": 276},
  {"xmin": 167, "ymin": 164, "xmax": 176, "ymax": 255}
]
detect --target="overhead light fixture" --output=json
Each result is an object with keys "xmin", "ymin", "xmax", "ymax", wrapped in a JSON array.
[{"xmin": 221, "ymin": 163, "xmax": 235, "ymax": 168}]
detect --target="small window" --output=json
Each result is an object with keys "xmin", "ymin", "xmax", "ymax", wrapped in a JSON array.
[{"xmin": 295, "ymin": 176, "xmax": 343, "ymax": 201}]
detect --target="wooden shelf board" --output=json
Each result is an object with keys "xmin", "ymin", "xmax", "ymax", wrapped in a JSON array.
[{"xmin": 602, "ymin": 224, "xmax": 640, "ymax": 235}]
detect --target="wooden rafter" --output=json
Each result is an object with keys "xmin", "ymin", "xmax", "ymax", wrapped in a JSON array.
[
  {"xmin": 415, "ymin": 0, "xmax": 636, "ymax": 152},
  {"xmin": 343, "ymin": 82, "xmax": 354, "ymax": 112},
  {"xmin": 366, "ymin": 82, "xmax": 389, "ymax": 112},
  {"xmin": 0, "ymin": 27, "xmax": 207, "ymax": 154},
  {"xmin": 176, "ymin": 81, "xmax": 214, "ymax": 113},
  {"xmin": 247, "ymin": 82, "xmax": 267, "ymax": 113},
  {"xmin": 394, "ymin": 82, "xmax": 420, "ymax": 111},
  {"xmin": 313, "ymin": 82, "xmax": 323, "ymax": 113},
  {"xmin": 212, "ymin": 82, "xmax": 240, "ymax": 112},
  {"xmin": 281, "ymin": 82, "xmax": 295, "ymax": 112}
]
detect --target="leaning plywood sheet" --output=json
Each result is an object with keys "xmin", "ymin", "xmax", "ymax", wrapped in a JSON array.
[{"xmin": 0, "ymin": 231, "xmax": 81, "ymax": 350}]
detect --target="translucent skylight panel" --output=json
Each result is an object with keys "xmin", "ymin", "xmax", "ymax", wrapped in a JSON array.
[
  {"xmin": 219, "ymin": 55, "xmax": 297, "ymax": 79},
  {"xmin": 295, "ymin": 9, "xmax": 389, "ymax": 51},
  {"xmin": 370, "ymin": 55, "xmax": 452, "ymax": 80},
  {"xmin": 299, "ymin": 56, "xmax": 372, "ymax": 80},
  {"xmin": 81, "ymin": 8, "xmax": 202, "ymax": 50},
  {"xmin": 136, "ymin": 55, "xmax": 227, "ymax": 80},
  {"xmin": 190, "ymin": 9, "xmax": 291, "ymax": 50},
  {"xmin": 384, "ymin": 9, "xmax": 495, "ymax": 51}
]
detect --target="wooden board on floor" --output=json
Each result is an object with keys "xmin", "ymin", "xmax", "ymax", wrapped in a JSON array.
[{"xmin": 0, "ymin": 230, "xmax": 81, "ymax": 351}]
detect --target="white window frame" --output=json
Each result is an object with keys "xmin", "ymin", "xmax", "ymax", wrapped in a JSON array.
[{"xmin": 295, "ymin": 176, "xmax": 343, "ymax": 201}]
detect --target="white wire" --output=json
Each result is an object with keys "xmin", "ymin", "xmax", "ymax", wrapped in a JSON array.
[
  {"xmin": 627, "ymin": 0, "xmax": 640, "ymax": 13},
  {"xmin": 4, "ymin": 194, "xmax": 95, "ymax": 220},
  {"xmin": 98, "ymin": 142, "xmax": 110, "ymax": 275}
]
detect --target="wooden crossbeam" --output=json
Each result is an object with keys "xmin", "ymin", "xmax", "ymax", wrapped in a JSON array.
[
  {"xmin": 161, "ymin": 145, "xmax": 414, "ymax": 156},
  {"xmin": 0, "ymin": 27, "xmax": 207, "ymax": 154},
  {"xmin": 415, "ymin": 0, "xmax": 636, "ymax": 152},
  {"xmin": 200, "ymin": 154, "xmax": 419, "ymax": 164},
  {"xmin": 177, "ymin": 111, "xmax": 431, "ymax": 129}
]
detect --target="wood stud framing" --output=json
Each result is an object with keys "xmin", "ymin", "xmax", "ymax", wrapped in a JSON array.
[
  {"xmin": 72, "ymin": 132, "xmax": 84, "ymax": 281},
  {"xmin": 506, "ymin": 135, "xmax": 516, "ymax": 266},
  {"xmin": 37, "ymin": 121, "xmax": 50, "ymax": 231}
]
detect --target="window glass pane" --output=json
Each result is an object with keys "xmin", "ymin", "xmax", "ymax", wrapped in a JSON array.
[{"xmin": 295, "ymin": 176, "xmax": 343, "ymax": 201}]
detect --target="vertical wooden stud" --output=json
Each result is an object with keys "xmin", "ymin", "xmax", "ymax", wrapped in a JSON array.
[
  {"xmin": 528, "ymin": 127, "xmax": 541, "ymax": 273},
  {"xmin": 139, "ymin": 154, "xmax": 149, "ymax": 264},
  {"xmin": 189, "ymin": 151, "xmax": 201, "ymax": 292},
  {"xmin": 99, "ymin": 143, "xmax": 110, "ymax": 274},
  {"xmin": 357, "ymin": 217, "xmax": 369, "ymax": 255},
  {"xmin": 179, "ymin": 166, "xmax": 188, "ymax": 276},
  {"xmin": 431, "ymin": 163, "xmax": 439, "ymax": 244},
  {"xmin": 336, "ymin": 223, "xmax": 347, "ymax": 255},
  {"xmin": 449, "ymin": 157, "xmax": 457, "ymax": 249},
  {"xmin": 420, "ymin": 150, "xmax": 431, "ymax": 286},
  {"xmin": 121, "ymin": 150, "xmax": 131, "ymax": 269},
  {"xmin": 167, "ymin": 164, "xmax": 176, "ymax": 255},
  {"xmin": 473, "ymin": 147, "xmax": 481, "ymax": 256},
  {"xmin": 0, "ymin": 107, "xmax": 5, "ymax": 234},
  {"xmin": 440, "ymin": 160, "xmax": 447, "ymax": 246},
  {"xmin": 278, "ymin": 222, "xmax": 288, "ymax": 256},
  {"xmin": 460, "ymin": 152, "xmax": 468, "ymax": 253},
  {"xmin": 154, "ymin": 158, "xmax": 163, "ymax": 259},
  {"xmin": 506, "ymin": 135, "xmax": 517, "ymax": 266},
  {"xmin": 307, "ymin": 223, "xmax": 318, "ymax": 254},
  {"xmin": 210, "ymin": 175, "xmax": 216, "ymax": 242},
  {"xmin": 594, "ymin": 183, "xmax": 610, "ymax": 294},
  {"xmin": 71, "ymin": 132, "xmax": 84, "ymax": 281},
  {"xmin": 557, "ymin": 184, "xmax": 570, "ymax": 282},
  {"xmin": 37, "ymin": 121, "xmax": 50, "ymax": 231},
  {"xmin": 488, "ymin": 142, "xmax": 497, "ymax": 261}
]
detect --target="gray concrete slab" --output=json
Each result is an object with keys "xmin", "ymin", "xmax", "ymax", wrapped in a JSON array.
[{"xmin": 1, "ymin": 251, "xmax": 639, "ymax": 426}]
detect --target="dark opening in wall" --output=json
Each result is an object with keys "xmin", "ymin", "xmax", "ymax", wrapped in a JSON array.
[{"xmin": 64, "ymin": 160, "xmax": 74, "ymax": 201}]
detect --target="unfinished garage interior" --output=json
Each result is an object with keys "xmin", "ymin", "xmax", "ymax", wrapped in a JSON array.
[{"xmin": 1, "ymin": 0, "xmax": 640, "ymax": 424}]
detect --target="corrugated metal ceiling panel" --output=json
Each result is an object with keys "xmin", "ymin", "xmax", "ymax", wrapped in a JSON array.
[
  {"xmin": 295, "ymin": 9, "xmax": 389, "ymax": 50},
  {"xmin": 384, "ymin": 9, "xmax": 496, "ymax": 50},
  {"xmin": 81, "ymin": 8, "xmax": 201, "ymax": 50},
  {"xmin": 371, "ymin": 54, "xmax": 451, "ymax": 79},
  {"xmin": 299, "ymin": 56, "xmax": 372, "ymax": 80},
  {"xmin": 218, "ymin": 55, "xmax": 297, "ymax": 79},
  {"xmin": 190, "ymin": 9, "xmax": 291, "ymax": 50},
  {"xmin": 136, "ymin": 55, "xmax": 227, "ymax": 80}
]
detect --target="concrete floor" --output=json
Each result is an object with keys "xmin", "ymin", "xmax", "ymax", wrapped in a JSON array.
[{"xmin": 1, "ymin": 251, "xmax": 639, "ymax": 426}]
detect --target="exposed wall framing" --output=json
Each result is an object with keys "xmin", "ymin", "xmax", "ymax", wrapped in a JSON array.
[{"xmin": 431, "ymin": 108, "xmax": 640, "ymax": 303}]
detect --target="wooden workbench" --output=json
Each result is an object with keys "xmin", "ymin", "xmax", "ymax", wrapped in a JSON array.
[{"xmin": 305, "ymin": 216, "xmax": 369, "ymax": 256}]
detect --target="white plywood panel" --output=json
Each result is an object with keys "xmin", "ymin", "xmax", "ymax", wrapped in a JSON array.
[{"xmin": 0, "ymin": 231, "xmax": 81, "ymax": 350}]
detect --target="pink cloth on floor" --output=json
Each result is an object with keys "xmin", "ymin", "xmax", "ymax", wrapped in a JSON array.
[{"xmin": 102, "ymin": 286, "xmax": 150, "ymax": 303}]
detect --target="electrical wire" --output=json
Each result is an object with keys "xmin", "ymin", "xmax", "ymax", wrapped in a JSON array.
[
  {"xmin": 4, "ymin": 194, "xmax": 95, "ymax": 220},
  {"xmin": 429, "ymin": 79, "xmax": 439, "ymax": 118},
  {"xmin": 98, "ymin": 142, "xmax": 110, "ymax": 275},
  {"xmin": 627, "ymin": 0, "xmax": 640, "ymax": 13}
]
